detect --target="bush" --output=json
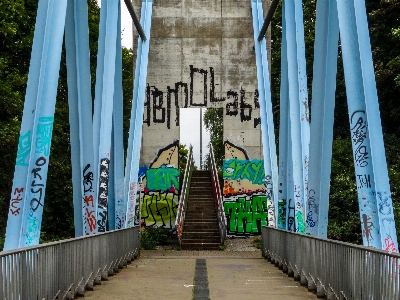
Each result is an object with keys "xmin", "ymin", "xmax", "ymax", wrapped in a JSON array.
[{"xmin": 140, "ymin": 226, "xmax": 168, "ymax": 250}]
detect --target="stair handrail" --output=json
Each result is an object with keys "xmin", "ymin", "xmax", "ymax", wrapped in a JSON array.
[
  {"xmin": 209, "ymin": 143, "xmax": 227, "ymax": 244},
  {"xmin": 175, "ymin": 144, "xmax": 195, "ymax": 245}
]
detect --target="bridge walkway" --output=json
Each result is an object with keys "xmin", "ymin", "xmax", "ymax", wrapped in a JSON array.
[{"xmin": 84, "ymin": 250, "xmax": 316, "ymax": 300}]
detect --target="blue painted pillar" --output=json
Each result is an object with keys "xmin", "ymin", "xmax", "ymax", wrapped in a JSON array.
[
  {"xmin": 65, "ymin": 0, "xmax": 96, "ymax": 237},
  {"xmin": 125, "ymin": 0, "xmax": 153, "ymax": 227},
  {"xmin": 278, "ymin": 5, "xmax": 289, "ymax": 230},
  {"xmin": 251, "ymin": 0, "xmax": 279, "ymax": 227},
  {"xmin": 110, "ymin": 3, "xmax": 125, "ymax": 231},
  {"xmin": 282, "ymin": 0, "xmax": 310, "ymax": 233},
  {"xmin": 337, "ymin": 0, "xmax": 398, "ymax": 251},
  {"xmin": 93, "ymin": 0, "xmax": 120, "ymax": 233},
  {"xmin": 308, "ymin": 0, "xmax": 339, "ymax": 237},
  {"xmin": 10, "ymin": 0, "xmax": 67, "ymax": 248},
  {"xmin": 286, "ymin": 137, "xmax": 295, "ymax": 231}
]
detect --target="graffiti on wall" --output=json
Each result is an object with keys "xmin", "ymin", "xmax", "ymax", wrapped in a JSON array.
[
  {"xmin": 140, "ymin": 141, "xmax": 180, "ymax": 228},
  {"xmin": 224, "ymin": 195, "xmax": 268, "ymax": 235},
  {"xmin": 223, "ymin": 141, "xmax": 268, "ymax": 236},
  {"xmin": 144, "ymin": 65, "xmax": 260, "ymax": 128}
]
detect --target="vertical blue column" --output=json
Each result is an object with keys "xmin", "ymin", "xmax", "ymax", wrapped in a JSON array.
[
  {"xmin": 283, "ymin": 0, "xmax": 310, "ymax": 233},
  {"xmin": 93, "ymin": 0, "xmax": 119, "ymax": 233},
  {"xmin": 308, "ymin": 0, "xmax": 339, "ymax": 237},
  {"xmin": 278, "ymin": 7, "xmax": 289, "ymax": 230},
  {"xmin": 286, "ymin": 137, "xmax": 295, "ymax": 231},
  {"xmin": 251, "ymin": 0, "xmax": 279, "ymax": 227},
  {"xmin": 3, "ymin": 0, "xmax": 48, "ymax": 250},
  {"xmin": 17, "ymin": 0, "xmax": 68, "ymax": 248},
  {"xmin": 4, "ymin": 0, "xmax": 68, "ymax": 250},
  {"xmin": 125, "ymin": 0, "xmax": 153, "ymax": 228},
  {"xmin": 65, "ymin": 0, "xmax": 96, "ymax": 237},
  {"xmin": 337, "ymin": 0, "xmax": 397, "ymax": 251},
  {"xmin": 110, "ymin": 3, "xmax": 125, "ymax": 231}
]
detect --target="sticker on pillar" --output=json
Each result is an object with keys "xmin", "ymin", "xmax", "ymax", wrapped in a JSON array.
[{"xmin": 140, "ymin": 140, "xmax": 180, "ymax": 229}]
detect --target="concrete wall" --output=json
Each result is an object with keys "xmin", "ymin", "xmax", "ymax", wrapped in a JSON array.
[{"xmin": 131, "ymin": 0, "xmax": 271, "ymax": 231}]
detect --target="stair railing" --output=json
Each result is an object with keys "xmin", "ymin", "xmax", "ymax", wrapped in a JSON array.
[
  {"xmin": 209, "ymin": 143, "xmax": 227, "ymax": 244},
  {"xmin": 175, "ymin": 144, "xmax": 195, "ymax": 245}
]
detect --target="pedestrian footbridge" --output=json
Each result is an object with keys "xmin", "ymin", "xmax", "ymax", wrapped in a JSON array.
[
  {"xmin": 2, "ymin": 0, "xmax": 400, "ymax": 299},
  {"xmin": 1, "ymin": 227, "xmax": 400, "ymax": 299}
]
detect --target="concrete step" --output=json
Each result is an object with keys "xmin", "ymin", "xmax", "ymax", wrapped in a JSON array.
[
  {"xmin": 184, "ymin": 223, "xmax": 219, "ymax": 231},
  {"xmin": 185, "ymin": 211, "xmax": 217, "ymax": 217},
  {"xmin": 184, "ymin": 218, "xmax": 218, "ymax": 222},
  {"xmin": 187, "ymin": 197, "xmax": 215, "ymax": 201},
  {"xmin": 183, "ymin": 229, "xmax": 220, "ymax": 234},
  {"xmin": 183, "ymin": 233, "xmax": 220, "ymax": 240},
  {"xmin": 181, "ymin": 241, "xmax": 220, "ymax": 250},
  {"xmin": 182, "ymin": 237, "xmax": 221, "ymax": 244},
  {"xmin": 186, "ymin": 205, "xmax": 216, "ymax": 211}
]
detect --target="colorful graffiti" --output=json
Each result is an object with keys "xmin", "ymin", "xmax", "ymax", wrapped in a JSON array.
[
  {"xmin": 224, "ymin": 195, "xmax": 268, "ymax": 235},
  {"xmin": 139, "ymin": 141, "xmax": 180, "ymax": 228},
  {"xmin": 223, "ymin": 141, "xmax": 269, "ymax": 236}
]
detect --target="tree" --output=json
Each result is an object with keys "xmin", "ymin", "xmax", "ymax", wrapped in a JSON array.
[
  {"xmin": 203, "ymin": 108, "xmax": 223, "ymax": 172},
  {"xmin": 0, "ymin": 0, "xmax": 38, "ymax": 246},
  {"xmin": 0, "ymin": 0, "xmax": 137, "ymax": 245}
]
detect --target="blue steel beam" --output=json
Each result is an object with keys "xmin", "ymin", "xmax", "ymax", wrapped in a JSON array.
[
  {"xmin": 308, "ymin": 0, "xmax": 339, "ymax": 237},
  {"xmin": 110, "ymin": 4, "xmax": 125, "ymax": 231},
  {"xmin": 251, "ymin": 0, "xmax": 279, "ymax": 227},
  {"xmin": 125, "ymin": 0, "xmax": 153, "ymax": 227},
  {"xmin": 337, "ymin": 0, "xmax": 398, "ymax": 251},
  {"xmin": 286, "ymin": 137, "xmax": 295, "ymax": 231},
  {"xmin": 278, "ymin": 8, "xmax": 289, "ymax": 230},
  {"xmin": 65, "ymin": 0, "xmax": 96, "ymax": 237},
  {"xmin": 282, "ymin": 0, "xmax": 310, "ymax": 233},
  {"xmin": 19, "ymin": 1, "xmax": 69, "ymax": 247},
  {"xmin": 93, "ymin": 0, "xmax": 120, "ymax": 233},
  {"xmin": 4, "ymin": 0, "xmax": 68, "ymax": 250}
]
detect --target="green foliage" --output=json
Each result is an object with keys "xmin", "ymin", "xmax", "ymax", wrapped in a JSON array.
[
  {"xmin": 253, "ymin": 236, "xmax": 262, "ymax": 250},
  {"xmin": 140, "ymin": 226, "xmax": 169, "ymax": 250},
  {"xmin": 0, "ymin": 0, "xmax": 39, "ymax": 241},
  {"xmin": 179, "ymin": 143, "xmax": 189, "ymax": 185},
  {"xmin": 203, "ymin": 108, "xmax": 223, "ymax": 171},
  {"xmin": 328, "ymin": 138, "xmax": 362, "ymax": 244}
]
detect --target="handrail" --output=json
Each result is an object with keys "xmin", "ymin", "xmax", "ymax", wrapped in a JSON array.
[
  {"xmin": 262, "ymin": 226, "xmax": 400, "ymax": 299},
  {"xmin": 209, "ymin": 143, "xmax": 227, "ymax": 244},
  {"xmin": 0, "ymin": 226, "xmax": 140, "ymax": 299},
  {"xmin": 175, "ymin": 145, "xmax": 195, "ymax": 245}
]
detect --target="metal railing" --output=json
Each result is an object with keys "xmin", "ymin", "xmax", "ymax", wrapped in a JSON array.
[
  {"xmin": 262, "ymin": 226, "xmax": 400, "ymax": 300},
  {"xmin": 209, "ymin": 143, "xmax": 227, "ymax": 244},
  {"xmin": 0, "ymin": 227, "xmax": 140, "ymax": 300},
  {"xmin": 175, "ymin": 145, "xmax": 195, "ymax": 245}
]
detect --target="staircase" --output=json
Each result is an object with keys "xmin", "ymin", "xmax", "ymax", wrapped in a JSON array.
[{"xmin": 181, "ymin": 170, "xmax": 221, "ymax": 250}]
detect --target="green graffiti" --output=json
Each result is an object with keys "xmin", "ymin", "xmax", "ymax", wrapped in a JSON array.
[
  {"xmin": 295, "ymin": 211, "xmax": 306, "ymax": 233},
  {"xmin": 141, "ymin": 193, "xmax": 178, "ymax": 228},
  {"xmin": 223, "ymin": 195, "xmax": 268, "ymax": 234},
  {"xmin": 223, "ymin": 159, "xmax": 265, "ymax": 185},
  {"xmin": 16, "ymin": 131, "xmax": 31, "ymax": 166},
  {"xmin": 146, "ymin": 165, "xmax": 180, "ymax": 191},
  {"xmin": 277, "ymin": 200, "xmax": 286, "ymax": 229},
  {"xmin": 36, "ymin": 117, "xmax": 54, "ymax": 156}
]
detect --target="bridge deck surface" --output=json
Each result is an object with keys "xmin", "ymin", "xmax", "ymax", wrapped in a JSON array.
[{"xmin": 84, "ymin": 250, "xmax": 316, "ymax": 299}]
